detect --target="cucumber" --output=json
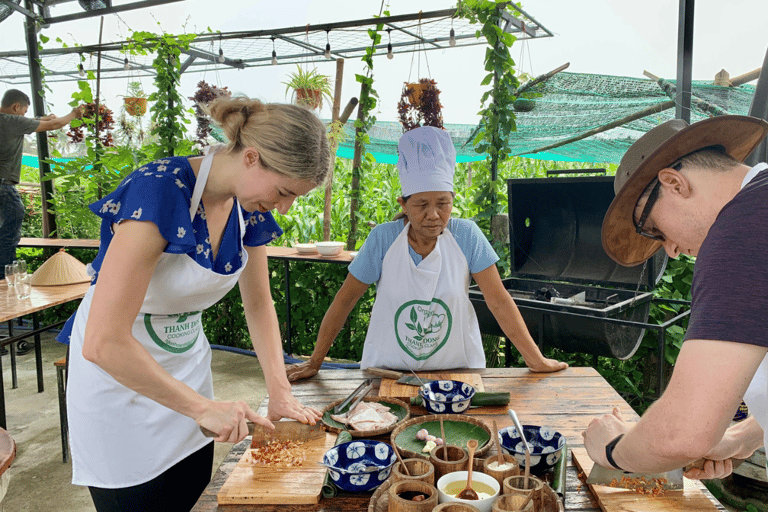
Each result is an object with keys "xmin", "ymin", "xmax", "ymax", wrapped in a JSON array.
[{"xmin": 410, "ymin": 391, "xmax": 510, "ymax": 407}]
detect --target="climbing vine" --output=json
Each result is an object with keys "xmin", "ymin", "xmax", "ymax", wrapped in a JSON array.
[
  {"xmin": 458, "ymin": 0, "xmax": 522, "ymax": 169},
  {"xmin": 123, "ymin": 31, "xmax": 197, "ymax": 158},
  {"xmin": 346, "ymin": 9, "xmax": 389, "ymax": 249}
]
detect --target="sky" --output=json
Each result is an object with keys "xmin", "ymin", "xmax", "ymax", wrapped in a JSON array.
[{"xmin": 1, "ymin": 0, "xmax": 767, "ymax": 125}]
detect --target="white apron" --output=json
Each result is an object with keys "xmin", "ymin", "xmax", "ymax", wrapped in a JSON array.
[
  {"xmin": 360, "ymin": 222, "xmax": 485, "ymax": 370},
  {"xmin": 740, "ymin": 163, "xmax": 768, "ymax": 471},
  {"xmin": 67, "ymin": 148, "xmax": 248, "ymax": 487}
]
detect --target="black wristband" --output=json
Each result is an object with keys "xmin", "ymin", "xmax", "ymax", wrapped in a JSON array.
[{"xmin": 605, "ymin": 434, "xmax": 626, "ymax": 472}]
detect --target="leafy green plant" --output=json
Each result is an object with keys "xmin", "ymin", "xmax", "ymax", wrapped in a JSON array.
[
  {"xmin": 123, "ymin": 30, "xmax": 197, "ymax": 158},
  {"xmin": 282, "ymin": 65, "xmax": 333, "ymax": 110},
  {"xmin": 458, "ymin": 0, "xmax": 523, "ymax": 172},
  {"xmin": 346, "ymin": 9, "xmax": 388, "ymax": 250}
]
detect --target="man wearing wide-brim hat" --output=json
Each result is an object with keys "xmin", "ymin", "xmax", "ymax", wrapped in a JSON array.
[{"xmin": 584, "ymin": 115, "xmax": 768, "ymax": 478}]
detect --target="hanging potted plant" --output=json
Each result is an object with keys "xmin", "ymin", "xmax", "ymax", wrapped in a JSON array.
[
  {"xmin": 397, "ymin": 78, "xmax": 443, "ymax": 132},
  {"xmin": 282, "ymin": 65, "xmax": 333, "ymax": 110},
  {"xmin": 121, "ymin": 81, "xmax": 148, "ymax": 117}
]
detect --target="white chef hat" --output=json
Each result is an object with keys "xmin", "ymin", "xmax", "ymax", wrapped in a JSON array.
[{"xmin": 396, "ymin": 126, "xmax": 456, "ymax": 197}]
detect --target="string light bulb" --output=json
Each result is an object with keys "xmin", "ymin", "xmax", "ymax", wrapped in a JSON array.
[
  {"xmin": 123, "ymin": 57, "xmax": 130, "ymax": 70},
  {"xmin": 218, "ymin": 48, "xmax": 225, "ymax": 63},
  {"xmin": 449, "ymin": 28, "xmax": 456, "ymax": 47},
  {"xmin": 386, "ymin": 29, "xmax": 393, "ymax": 59},
  {"xmin": 271, "ymin": 36, "xmax": 278, "ymax": 65},
  {"xmin": 324, "ymin": 29, "xmax": 331, "ymax": 59}
]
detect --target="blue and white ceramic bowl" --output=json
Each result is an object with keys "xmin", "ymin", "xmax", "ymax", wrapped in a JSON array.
[
  {"xmin": 322, "ymin": 440, "xmax": 396, "ymax": 492},
  {"xmin": 418, "ymin": 380, "xmax": 476, "ymax": 414},
  {"xmin": 498, "ymin": 425, "xmax": 565, "ymax": 475}
]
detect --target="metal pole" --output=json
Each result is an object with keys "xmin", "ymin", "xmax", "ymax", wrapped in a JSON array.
[
  {"xmin": 24, "ymin": 0, "xmax": 56, "ymax": 237},
  {"xmin": 675, "ymin": 0, "xmax": 694, "ymax": 122}
]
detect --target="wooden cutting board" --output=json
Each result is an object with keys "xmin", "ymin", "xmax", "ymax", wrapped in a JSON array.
[
  {"xmin": 378, "ymin": 373, "xmax": 484, "ymax": 399},
  {"xmin": 571, "ymin": 447, "xmax": 721, "ymax": 511},
  {"xmin": 217, "ymin": 432, "xmax": 337, "ymax": 505}
]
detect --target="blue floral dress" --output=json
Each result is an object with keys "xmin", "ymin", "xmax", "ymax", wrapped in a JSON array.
[{"xmin": 57, "ymin": 155, "xmax": 282, "ymax": 343}]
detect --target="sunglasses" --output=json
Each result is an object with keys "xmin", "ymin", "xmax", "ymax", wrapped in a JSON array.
[{"xmin": 633, "ymin": 161, "xmax": 683, "ymax": 241}]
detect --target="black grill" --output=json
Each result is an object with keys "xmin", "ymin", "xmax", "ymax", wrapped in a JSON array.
[{"xmin": 469, "ymin": 173, "xmax": 688, "ymax": 380}]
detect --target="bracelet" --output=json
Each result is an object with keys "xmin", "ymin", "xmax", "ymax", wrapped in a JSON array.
[{"xmin": 605, "ymin": 434, "xmax": 627, "ymax": 472}]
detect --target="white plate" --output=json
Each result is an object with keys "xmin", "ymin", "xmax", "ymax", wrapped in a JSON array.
[{"xmin": 349, "ymin": 251, "xmax": 359, "ymax": 259}]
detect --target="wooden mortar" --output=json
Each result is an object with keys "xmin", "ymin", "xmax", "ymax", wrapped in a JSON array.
[
  {"xmin": 433, "ymin": 502, "xmax": 482, "ymax": 512},
  {"xmin": 429, "ymin": 444, "xmax": 468, "ymax": 480},
  {"xmin": 483, "ymin": 453, "xmax": 519, "ymax": 488},
  {"xmin": 491, "ymin": 493, "xmax": 534, "ymax": 512},
  {"xmin": 503, "ymin": 475, "xmax": 544, "ymax": 511},
  {"xmin": 392, "ymin": 458, "xmax": 435, "ymax": 485},
  {"xmin": 387, "ymin": 479, "xmax": 438, "ymax": 512}
]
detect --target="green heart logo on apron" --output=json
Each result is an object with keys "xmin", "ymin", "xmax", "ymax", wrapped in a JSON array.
[
  {"xmin": 394, "ymin": 299, "xmax": 453, "ymax": 360},
  {"xmin": 143, "ymin": 311, "xmax": 202, "ymax": 353}
]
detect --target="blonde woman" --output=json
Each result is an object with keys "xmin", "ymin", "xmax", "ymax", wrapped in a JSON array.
[{"xmin": 57, "ymin": 96, "xmax": 330, "ymax": 511}]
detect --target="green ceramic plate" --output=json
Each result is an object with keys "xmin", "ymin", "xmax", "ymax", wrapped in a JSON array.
[{"xmin": 394, "ymin": 419, "xmax": 490, "ymax": 459}]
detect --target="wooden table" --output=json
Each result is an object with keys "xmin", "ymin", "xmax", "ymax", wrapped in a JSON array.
[
  {"xmin": 18, "ymin": 237, "xmax": 100, "ymax": 249},
  {"xmin": 193, "ymin": 367, "xmax": 725, "ymax": 511},
  {"xmin": 0, "ymin": 281, "xmax": 90, "ymax": 429},
  {"xmin": 264, "ymin": 247, "xmax": 354, "ymax": 355}
]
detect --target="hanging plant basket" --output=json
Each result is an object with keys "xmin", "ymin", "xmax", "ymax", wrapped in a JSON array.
[
  {"xmin": 404, "ymin": 82, "xmax": 427, "ymax": 106},
  {"xmin": 512, "ymin": 98, "xmax": 536, "ymax": 112},
  {"xmin": 397, "ymin": 79, "xmax": 443, "ymax": 132},
  {"xmin": 294, "ymin": 88, "xmax": 323, "ymax": 110},
  {"xmin": 123, "ymin": 97, "xmax": 148, "ymax": 117}
]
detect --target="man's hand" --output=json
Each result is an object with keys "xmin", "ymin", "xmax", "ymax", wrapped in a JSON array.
[
  {"xmin": 286, "ymin": 361, "xmax": 320, "ymax": 382},
  {"xmin": 583, "ymin": 407, "xmax": 632, "ymax": 469}
]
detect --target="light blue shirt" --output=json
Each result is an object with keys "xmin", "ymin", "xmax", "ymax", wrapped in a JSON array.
[{"xmin": 349, "ymin": 218, "xmax": 499, "ymax": 285}]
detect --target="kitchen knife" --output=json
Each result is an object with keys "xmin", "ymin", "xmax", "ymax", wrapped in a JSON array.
[
  {"xmin": 365, "ymin": 367, "xmax": 424, "ymax": 386},
  {"xmin": 200, "ymin": 420, "xmax": 325, "ymax": 446},
  {"xmin": 586, "ymin": 457, "xmax": 745, "ymax": 490}
]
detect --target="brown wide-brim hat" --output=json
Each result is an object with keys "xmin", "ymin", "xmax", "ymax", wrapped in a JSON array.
[{"xmin": 602, "ymin": 115, "xmax": 768, "ymax": 266}]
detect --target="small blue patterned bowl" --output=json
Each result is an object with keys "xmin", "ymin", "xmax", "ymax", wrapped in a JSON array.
[
  {"xmin": 498, "ymin": 425, "xmax": 565, "ymax": 475},
  {"xmin": 418, "ymin": 380, "xmax": 476, "ymax": 414},
  {"xmin": 322, "ymin": 440, "xmax": 396, "ymax": 492}
]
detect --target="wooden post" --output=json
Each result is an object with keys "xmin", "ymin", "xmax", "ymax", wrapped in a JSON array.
[{"xmin": 323, "ymin": 58, "xmax": 344, "ymax": 241}]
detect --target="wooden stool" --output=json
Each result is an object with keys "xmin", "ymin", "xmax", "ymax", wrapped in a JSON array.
[{"xmin": 54, "ymin": 356, "xmax": 69, "ymax": 463}]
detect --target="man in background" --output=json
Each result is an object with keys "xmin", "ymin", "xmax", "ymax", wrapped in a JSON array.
[{"xmin": 0, "ymin": 89, "xmax": 82, "ymax": 354}]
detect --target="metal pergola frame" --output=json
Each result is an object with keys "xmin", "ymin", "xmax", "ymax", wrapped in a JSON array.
[
  {"xmin": 0, "ymin": 3, "xmax": 553, "ymax": 85},
  {"xmin": 0, "ymin": 1, "xmax": 554, "ymax": 236}
]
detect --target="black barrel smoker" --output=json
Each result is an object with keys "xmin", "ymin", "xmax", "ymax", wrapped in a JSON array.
[{"xmin": 469, "ymin": 174, "xmax": 675, "ymax": 364}]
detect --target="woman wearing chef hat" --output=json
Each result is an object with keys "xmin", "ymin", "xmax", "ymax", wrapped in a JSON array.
[{"xmin": 287, "ymin": 126, "xmax": 567, "ymax": 381}]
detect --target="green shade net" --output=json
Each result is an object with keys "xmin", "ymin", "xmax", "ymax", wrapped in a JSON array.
[{"xmin": 214, "ymin": 71, "xmax": 757, "ymax": 164}]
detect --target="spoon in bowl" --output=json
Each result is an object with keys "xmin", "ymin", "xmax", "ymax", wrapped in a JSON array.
[
  {"xmin": 508, "ymin": 409, "xmax": 531, "ymax": 487},
  {"xmin": 456, "ymin": 439, "xmax": 479, "ymax": 500}
]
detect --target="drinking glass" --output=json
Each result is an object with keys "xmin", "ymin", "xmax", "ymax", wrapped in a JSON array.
[
  {"xmin": 16, "ymin": 259, "xmax": 27, "ymax": 276},
  {"xmin": 15, "ymin": 273, "xmax": 31, "ymax": 300},
  {"xmin": 4, "ymin": 264, "xmax": 15, "ymax": 287}
]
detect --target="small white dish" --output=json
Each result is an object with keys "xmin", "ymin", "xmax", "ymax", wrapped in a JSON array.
[
  {"xmin": 349, "ymin": 251, "xmax": 359, "ymax": 260},
  {"xmin": 437, "ymin": 470, "xmax": 500, "ymax": 512},
  {"xmin": 295, "ymin": 243, "xmax": 318, "ymax": 255},
  {"xmin": 316, "ymin": 241, "xmax": 345, "ymax": 257}
]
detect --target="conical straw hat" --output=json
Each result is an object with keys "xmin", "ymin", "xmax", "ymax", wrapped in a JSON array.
[{"xmin": 30, "ymin": 249, "xmax": 91, "ymax": 286}]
